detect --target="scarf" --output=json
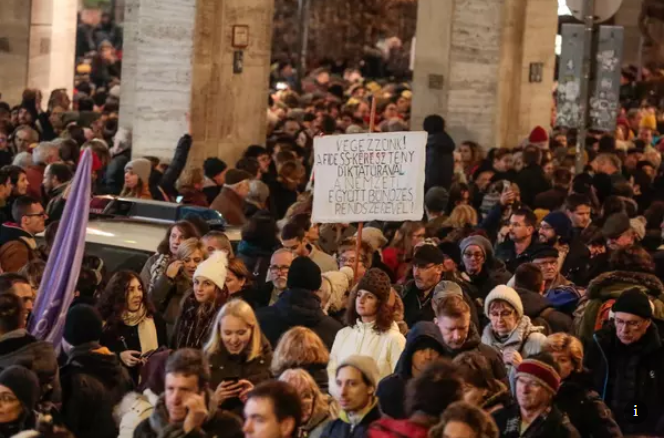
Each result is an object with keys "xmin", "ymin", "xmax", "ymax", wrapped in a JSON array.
[
  {"xmin": 148, "ymin": 254, "xmax": 171, "ymax": 293},
  {"xmin": 122, "ymin": 305, "xmax": 159, "ymax": 354}
]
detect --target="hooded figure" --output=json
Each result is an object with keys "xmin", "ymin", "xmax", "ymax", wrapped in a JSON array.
[{"xmin": 376, "ymin": 322, "xmax": 445, "ymax": 419}]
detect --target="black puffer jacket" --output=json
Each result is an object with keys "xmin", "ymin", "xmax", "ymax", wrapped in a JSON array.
[
  {"xmin": 584, "ymin": 322, "xmax": 664, "ymax": 436},
  {"xmin": 376, "ymin": 322, "xmax": 446, "ymax": 419},
  {"xmin": 256, "ymin": 288, "xmax": 342, "ymax": 350},
  {"xmin": 425, "ymin": 132, "xmax": 455, "ymax": 192},
  {"xmin": 60, "ymin": 343, "xmax": 134, "ymax": 438},
  {"xmin": 493, "ymin": 404, "xmax": 580, "ymax": 438},
  {"xmin": 554, "ymin": 370, "xmax": 623, "ymax": 438}
]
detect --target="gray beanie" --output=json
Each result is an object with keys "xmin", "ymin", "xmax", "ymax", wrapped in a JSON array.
[
  {"xmin": 337, "ymin": 355, "xmax": 380, "ymax": 388},
  {"xmin": 460, "ymin": 235, "xmax": 493, "ymax": 258},
  {"xmin": 125, "ymin": 158, "xmax": 152, "ymax": 183}
]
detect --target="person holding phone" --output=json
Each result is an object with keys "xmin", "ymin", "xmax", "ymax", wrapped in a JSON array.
[
  {"xmin": 98, "ymin": 271, "xmax": 168, "ymax": 384},
  {"xmin": 204, "ymin": 300, "xmax": 272, "ymax": 416},
  {"xmin": 150, "ymin": 238, "xmax": 208, "ymax": 337}
]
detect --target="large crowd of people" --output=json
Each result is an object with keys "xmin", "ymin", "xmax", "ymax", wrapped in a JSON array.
[{"xmin": 0, "ymin": 22, "xmax": 664, "ymax": 438}]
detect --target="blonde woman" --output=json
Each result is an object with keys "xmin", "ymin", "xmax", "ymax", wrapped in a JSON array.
[
  {"xmin": 271, "ymin": 327, "xmax": 330, "ymax": 392},
  {"xmin": 150, "ymin": 238, "xmax": 207, "ymax": 336},
  {"xmin": 279, "ymin": 369, "xmax": 333, "ymax": 438},
  {"xmin": 444, "ymin": 204, "xmax": 479, "ymax": 229},
  {"xmin": 543, "ymin": 333, "xmax": 622, "ymax": 438},
  {"xmin": 204, "ymin": 299, "xmax": 272, "ymax": 415}
]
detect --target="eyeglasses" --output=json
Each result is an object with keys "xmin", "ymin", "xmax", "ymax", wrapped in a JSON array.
[
  {"xmin": 615, "ymin": 317, "xmax": 644, "ymax": 330},
  {"xmin": 463, "ymin": 252, "xmax": 484, "ymax": 260},
  {"xmin": 25, "ymin": 212, "xmax": 46, "ymax": 218},
  {"xmin": 0, "ymin": 393, "xmax": 18, "ymax": 403},
  {"xmin": 269, "ymin": 265, "xmax": 290, "ymax": 274},
  {"xmin": 489, "ymin": 311, "xmax": 514, "ymax": 319}
]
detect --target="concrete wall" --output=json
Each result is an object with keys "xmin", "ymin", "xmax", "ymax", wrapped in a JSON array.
[
  {"xmin": 0, "ymin": 0, "xmax": 76, "ymax": 106},
  {"xmin": 412, "ymin": 0, "xmax": 557, "ymax": 149}
]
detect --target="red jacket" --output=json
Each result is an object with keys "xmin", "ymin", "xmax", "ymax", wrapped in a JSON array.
[{"xmin": 368, "ymin": 418, "xmax": 430, "ymax": 438}]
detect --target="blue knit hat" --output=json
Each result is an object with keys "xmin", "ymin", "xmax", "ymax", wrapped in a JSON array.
[{"xmin": 542, "ymin": 211, "xmax": 572, "ymax": 240}]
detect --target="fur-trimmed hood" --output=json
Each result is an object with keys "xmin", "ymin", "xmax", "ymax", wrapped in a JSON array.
[{"xmin": 586, "ymin": 270, "xmax": 664, "ymax": 300}]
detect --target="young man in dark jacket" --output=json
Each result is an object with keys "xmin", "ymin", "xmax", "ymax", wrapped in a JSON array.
[
  {"xmin": 423, "ymin": 115, "xmax": 455, "ymax": 192},
  {"xmin": 256, "ymin": 256, "xmax": 342, "ymax": 350},
  {"xmin": 376, "ymin": 321, "xmax": 447, "ymax": 419},
  {"xmin": 493, "ymin": 354, "xmax": 580, "ymax": 438},
  {"xmin": 584, "ymin": 288, "xmax": 664, "ymax": 436},
  {"xmin": 60, "ymin": 304, "xmax": 134, "ymax": 438},
  {"xmin": 433, "ymin": 295, "xmax": 506, "ymax": 382},
  {"xmin": 134, "ymin": 348, "xmax": 243, "ymax": 438},
  {"xmin": 243, "ymin": 381, "xmax": 302, "ymax": 438},
  {"xmin": 323, "ymin": 356, "xmax": 382, "ymax": 438},
  {"xmin": 495, "ymin": 208, "xmax": 545, "ymax": 274}
]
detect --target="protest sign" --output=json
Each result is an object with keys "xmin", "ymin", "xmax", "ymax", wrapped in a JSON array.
[{"xmin": 312, "ymin": 131, "xmax": 426, "ymax": 223}]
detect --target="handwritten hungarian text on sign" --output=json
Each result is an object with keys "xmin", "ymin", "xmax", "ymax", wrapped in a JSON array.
[{"xmin": 312, "ymin": 132, "xmax": 426, "ymax": 223}]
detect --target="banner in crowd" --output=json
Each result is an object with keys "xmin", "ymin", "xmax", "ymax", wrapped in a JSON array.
[
  {"xmin": 312, "ymin": 131, "xmax": 426, "ymax": 223},
  {"xmin": 28, "ymin": 149, "xmax": 92, "ymax": 349}
]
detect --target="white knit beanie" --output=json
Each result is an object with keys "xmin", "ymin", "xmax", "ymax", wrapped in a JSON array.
[
  {"xmin": 193, "ymin": 251, "xmax": 228, "ymax": 291},
  {"xmin": 484, "ymin": 285, "xmax": 524, "ymax": 318}
]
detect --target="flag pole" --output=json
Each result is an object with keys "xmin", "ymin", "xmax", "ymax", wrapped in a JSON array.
[{"xmin": 353, "ymin": 97, "xmax": 377, "ymax": 283}]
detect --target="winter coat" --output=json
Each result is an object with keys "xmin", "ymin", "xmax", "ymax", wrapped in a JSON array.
[
  {"xmin": 45, "ymin": 183, "xmax": 69, "ymax": 223},
  {"xmin": 0, "ymin": 223, "xmax": 38, "ymax": 273},
  {"xmin": 515, "ymin": 164, "xmax": 551, "ymax": 209},
  {"xmin": 321, "ymin": 401, "xmax": 381, "ymax": 438},
  {"xmin": 400, "ymin": 280, "xmax": 480, "ymax": 330},
  {"xmin": 301, "ymin": 408, "xmax": 333, "ymax": 438},
  {"xmin": 149, "ymin": 273, "xmax": 192, "ymax": 338},
  {"xmin": 460, "ymin": 259, "xmax": 512, "ymax": 305},
  {"xmin": 309, "ymin": 245, "xmax": 339, "ymax": 273},
  {"xmin": 376, "ymin": 322, "xmax": 446, "ymax": 419},
  {"xmin": 207, "ymin": 335, "xmax": 272, "ymax": 415},
  {"xmin": 133, "ymin": 392, "xmax": 243, "ymax": 438},
  {"xmin": 575, "ymin": 270, "xmax": 664, "ymax": 344},
  {"xmin": 256, "ymin": 288, "xmax": 343, "ymax": 350},
  {"xmin": 104, "ymin": 148, "xmax": 131, "ymax": 195},
  {"xmin": 60, "ymin": 343, "xmax": 134, "ymax": 438},
  {"xmin": 99, "ymin": 314, "xmax": 168, "ymax": 383},
  {"xmin": 172, "ymin": 292, "xmax": 225, "ymax": 350},
  {"xmin": 559, "ymin": 239, "xmax": 592, "ymax": 287},
  {"xmin": 0, "ymin": 329, "xmax": 61, "ymax": 404},
  {"xmin": 481, "ymin": 315, "xmax": 547, "ymax": 382},
  {"xmin": 492, "ymin": 404, "xmax": 580, "ymax": 438},
  {"xmin": 554, "ymin": 371, "xmax": 623, "ymax": 438},
  {"xmin": 210, "ymin": 187, "xmax": 247, "ymax": 227},
  {"xmin": 440, "ymin": 323, "xmax": 507, "ymax": 383},
  {"xmin": 237, "ymin": 240, "xmax": 278, "ymax": 293},
  {"xmin": 424, "ymin": 132, "xmax": 455, "ymax": 192},
  {"xmin": 268, "ymin": 180, "xmax": 299, "ymax": 220},
  {"xmin": 514, "ymin": 287, "xmax": 573, "ymax": 334},
  {"xmin": 179, "ymin": 187, "xmax": 209, "ymax": 207},
  {"xmin": 494, "ymin": 238, "xmax": 547, "ymax": 274},
  {"xmin": 114, "ymin": 389, "xmax": 159, "ymax": 438},
  {"xmin": 584, "ymin": 322, "xmax": 664, "ymax": 435},
  {"xmin": 367, "ymin": 417, "xmax": 429, "ymax": 438},
  {"xmin": 328, "ymin": 320, "xmax": 406, "ymax": 391}
]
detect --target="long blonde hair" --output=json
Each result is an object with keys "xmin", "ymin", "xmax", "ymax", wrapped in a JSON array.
[
  {"xmin": 443, "ymin": 204, "xmax": 478, "ymax": 228},
  {"xmin": 204, "ymin": 299, "xmax": 263, "ymax": 361},
  {"xmin": 271, "ymin": 327, "xmax": 330, "ymax": 376}
]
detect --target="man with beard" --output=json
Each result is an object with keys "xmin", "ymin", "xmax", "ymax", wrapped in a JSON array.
[
  {"xmin": 537, "ymin": 211, "xmax": 589, "ymax": 286},
  {"xmin": 495, "ymin": 208, "xmax": 544, "ymax": 273},
  {"xmin": 493, "ymin": 353, "xmax": 580, "ymax": 437},
  {"xmin": 259, "ymin": 249, "xmax": 294, "ymax": 307},
  {"xmin": 401, "ymin": 245, "xmax": 445, "ymax": 327}
]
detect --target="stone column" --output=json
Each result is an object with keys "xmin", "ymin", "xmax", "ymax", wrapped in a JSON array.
[
  {"xmin": 0, "ymin": 0, "xmax": 77, "ymax": 106},
  {"xmin": 613, "ymin": 1, "xmax": 642, "ymax": 67},
  {"xmin": 119, "ymin": 0, "xmax": 274, "ymax": 166},
  {"xmin": 412, "ymin": 0, "xmax": 558, "ymax": 149}
]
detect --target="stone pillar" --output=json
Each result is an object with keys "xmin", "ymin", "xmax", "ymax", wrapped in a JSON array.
[
  {"xmin": 613, "ymin": 1, "xmax": 642, "ymax": 67},
  {"xmin": 0, "ymin": 0, "xmax": 77, "ymax": 105},
  {"xmin": 119, "ymin": 0, "xmax": 274, "ymax": 166},
  {"xmin": 412, "ymin": 0, "xmax": 558, "ymax": 149}
]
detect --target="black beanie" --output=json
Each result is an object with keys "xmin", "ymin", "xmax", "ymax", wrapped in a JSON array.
[
  {"xmin": 203, "ymin": 158, "xmax": 228, "ymax": 179},
  {"xmin": 0, "ymin": 366, "xmax": 40, "ymax": 412},
  {"xmin": 612, "ymin": 288, "xmax": 653, "ymax": 319},
  {"xmin": 287, "ymin": 257, "xmax": 322, "ymax": 291},
  {"xmin": 64, "ymin": 304, "xmax": 103, "ymax": 346}
]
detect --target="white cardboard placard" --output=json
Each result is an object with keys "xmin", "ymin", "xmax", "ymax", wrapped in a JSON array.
[{"xmin": 312, "ymin": 131, "xmax": 426, "ymax": 223}]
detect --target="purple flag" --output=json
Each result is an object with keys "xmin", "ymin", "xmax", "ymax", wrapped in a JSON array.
[{"xmin": 28, "ymin": 149, "xmax": 92, "ymax": 347}]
